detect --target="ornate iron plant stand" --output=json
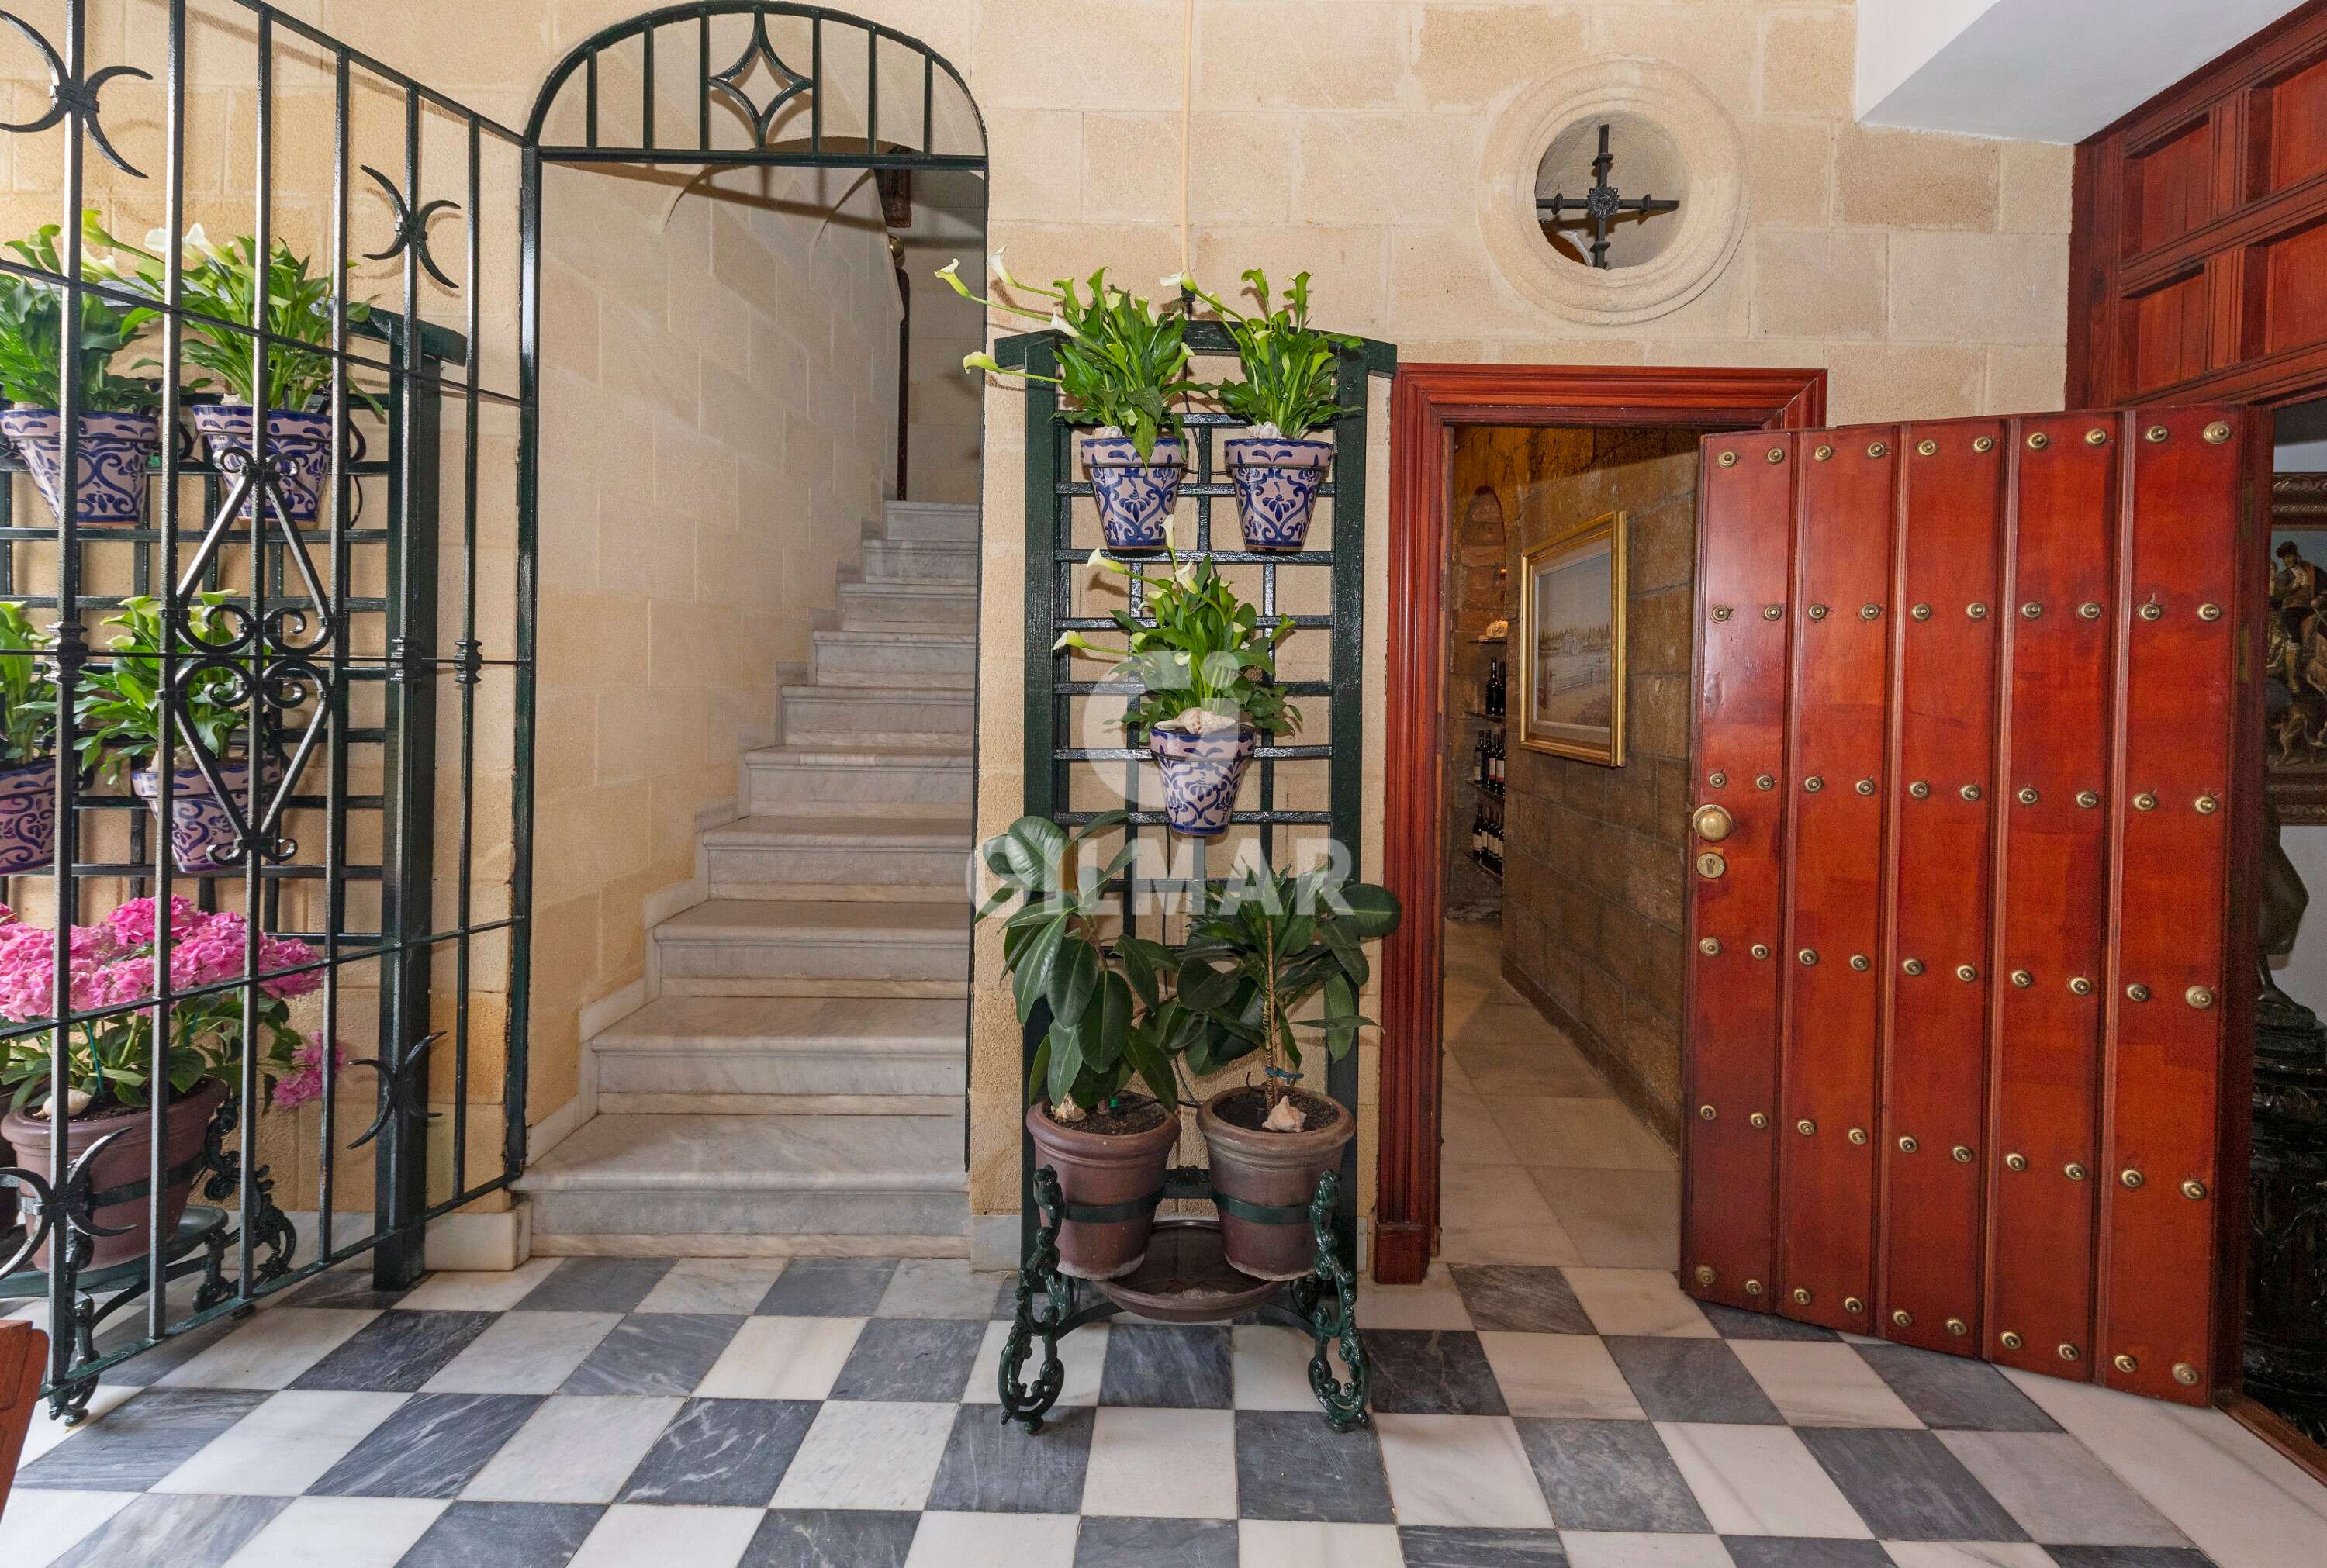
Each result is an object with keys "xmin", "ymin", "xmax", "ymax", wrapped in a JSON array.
[{"xmin": 999, "ymin": 1165, "xmax": 1370, "ymax": 1433}]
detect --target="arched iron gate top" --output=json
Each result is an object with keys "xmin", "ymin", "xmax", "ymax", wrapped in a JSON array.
[{"xmin": 524, "ymin": 2, "xmax": 987, "ymax": 168}]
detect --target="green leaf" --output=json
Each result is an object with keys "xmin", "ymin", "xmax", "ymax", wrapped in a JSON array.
[
  {"xmin": 1333, "ymin": 882, "xmax": 1402, "ymax": 940},
  {"xmin": 1125, "ymin": 1027, "xmax": 1178, "ymax": 1110},
  {"xmin": 1176, "ymin": 955, "xmax": 1236, "ymax": 1012},
  {"xmin": 1047, "ymin": 1022, "xmax": 1085, "ymax": 1107},
  {"xmin": 1049, "ymin": 935, "xmax": 1101, "ymax": 1026},
  {"xmin": 993, "ymin": 816, "xmax": 1068, "ymax": 891},
  {"xmin": 1011, "ymin": 914, "xmax": 1069, "ymax": 1024}
]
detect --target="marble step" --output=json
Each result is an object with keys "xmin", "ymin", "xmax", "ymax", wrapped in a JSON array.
[
  {"xmin": 778, "ymin": 684, "xmax": 974, "ymax": 742},
  {"xmin": 653, "ymin": 897, "xmax": 970, "ymax": 996},
  {"xmin": 863, "ymin": 538, "xmax": 977, "ymax": 585},
  {"xmin": 811, "ymin": 628, "xmax": 977, "ymax": 688},
  {"xmin": 701, "ymin": 813, "xmax": 973, "ymax": 900},
  {"xmin": 838, "ymin": 580, "xmax": 977, "ymax": 634},
  {"xmin": 592, "ymin": 996, "xmax": 966, "ymax": 1111},
  {"xmin": 744, "ymin": 740, "xmax": 972, "ymax": 817},
  {"xmin": 880, "ymin": 499, "xmax": 980, "ymax": 544},
  {"xmin": 517, "ymin": 1110, "xmax": 969, "ymax": 1249}
]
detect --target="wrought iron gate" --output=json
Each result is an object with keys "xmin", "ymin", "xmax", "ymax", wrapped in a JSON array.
[{"xmin": 0, "ymin": 0, "xmax": 531, "ymax": 1418}]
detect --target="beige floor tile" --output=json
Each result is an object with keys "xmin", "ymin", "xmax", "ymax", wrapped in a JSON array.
[
  {"xmin": 1444, "ymin": 1090, "xmax": 1523, "ymax": 1166},
  {"xmin": 1478, "ymin": 1331, "xmax": 1647, "ymax": 1418},
  {"xmin": 1730, "ymin": 1340, "xmax": 1921, "ymax": 1428},
  {"xmin": 1527, "ymin": 1166, "xmax": 1680, "ymax": 1269},
  {"xmin": 1376, "ymin": 1413, "xmax": 1555, "ymax": 1528},
  {"xmin": 1491, "ymin": 1098, "xmax": 1677, "ymax": 1172},
  {"xmin": 1655, "ymin": 1421, "xmax": 1873, "ymax": 1537},
  {"xmin": 1438, "ymin": 1163, "xmax": 1582, "ymax": 1266},
  {"xmin": 1562, "ymin": 1266, "xmax": 1717, "ymax": 1338},
  {"xmin": 1354, "ymin": 1265, "xmax": 1475, "ymax": 1330}
]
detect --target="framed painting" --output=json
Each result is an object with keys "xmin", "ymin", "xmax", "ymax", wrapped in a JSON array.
[
  {"xmin": 2270, "ymin": 473, "xmax": 2327, "ymax": 824},
  {"xmin": 1517, "ymin": 509, "xmax": 1626, "ymax": 766}
]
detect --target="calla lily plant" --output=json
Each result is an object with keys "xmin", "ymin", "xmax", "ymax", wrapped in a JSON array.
[{"xmin": 1055, "ymin": 545, "xmax": 1299, "ymax": 739}]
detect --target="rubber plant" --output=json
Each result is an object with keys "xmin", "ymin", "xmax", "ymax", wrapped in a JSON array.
[{"xmin": 0, "ymin": 601, "xmax": 58, "ymax": 873}]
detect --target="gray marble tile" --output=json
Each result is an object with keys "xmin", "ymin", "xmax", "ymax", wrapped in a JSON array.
[
  {"xmin": 2042, "ymin": 1550, "xmax": 2218, "ymax": 1567},
  {"xmin": 1233, "ymin": 1408, "xmax": 1395, "ymax": 1524},
  {"xmin": 1721, "ymin": 1539, "xmax": 1893, "ymax": 1567},
  {"xmin": 399, "ymin": 1500, "xmax": 603, "ymax": 1566},
  {"xmin": 1854, "ymin": 1345, "xmax": 2060, "ymax": 1432},
  {"xmin": 514, "ymin": 1257, "xmax": 676, "ymax": 1314},
  {"xmin": 1399, "ymin": 1525, "xmax": 1571, "ymax": 1566},
  {"xmin": 1700, "ymin": 1303, "xmax": 1841, "ymax": 1341},
  {"xmin": 282, "ymin": 1266, "xmax": 413, "ymax": 1311},
  {"xmin": 1074, "ymin": 1515, "xmax": 1239, "ymax": 1568},
  {"xmin": 743, "ymin": 1508, "xmax": 920, "ymax": 1567},
  {"xmin": 308, "ymin": 1392, "xmax": 543, "ymax": 1498},
  {"xmin": 289, "ymin": 1310, "xmax": 497, "ymax": 1393},
  {"xmin": 925, "ymin": 1401, "xmax": 1094, "ymax": 1513},
  {"xmin": 618, "ymin": 1397, "xmax": 819, "ymax": 1508},
  {"xmin": 1515, "ymin": 1417, "xmax": 1710, "ymax": 1533},
  {"xmin": 1367, "ymin": 1329, "xmax": 1509, "ymax": 1417},
  {"xmin": 874, "ymin": 1259, "xmax": 1015, "ymax": 1320},
  {"xmin": 1937, "ymin": 1432, "xmax": 2189, "ymax": 1547},
  {"xmin": 90, "ymin": 1311, "xmax": 240, "ymax": 1383},
  {"xmin": 561, "ymin": 1312, "xmax": 742, "ymax": 1395},
  {"xmin": 48, "ymin": 1492, "xmax": 286, "ymax": 1567},
  {"xmin": 1604, "ymin": 1336, "xmax": 1782, "ymax": 1425},
  {"xmin": 1098, "ymin": 1322, "xmax": 1233, "ymax": 1409},
  {"xmin": 12, "ymin": 1387, "xmax": 270, "ymax": 1490},
  {"xmin": 1797, "ymin": 1426, "xmax": 2027, "ymax": 1542},
  {"xmin": 827, "ymin": 1317, "xmax": 987, "ymax": 1403},
  {"xmin": 1450, "ymin": 1266, "xmax": 1597, "ymax": 1335},
  {"xmin": 755, "ymin": 1259, "xmax": 898, "ymax": 1316}
]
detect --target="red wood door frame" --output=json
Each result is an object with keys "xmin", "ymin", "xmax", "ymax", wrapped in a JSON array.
[{"xmin": 1375, "ymin": 363, "xmax": 1829, "ymax": 1285}]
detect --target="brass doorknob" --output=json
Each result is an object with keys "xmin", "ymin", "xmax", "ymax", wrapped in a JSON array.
[{"xmin": 1693, "ymin": 804, "xmax": 1734, "ymax": 842}]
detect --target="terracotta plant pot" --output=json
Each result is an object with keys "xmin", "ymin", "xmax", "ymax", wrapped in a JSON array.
[
  {"xmin": 1200, "ymin": 1086, "xmax": 1354, "ymax": 1281},
  {"xmin": 1149, "ymin": 724, "xmax": 1255, "ymax": 838},
  {"xmin": 131, "ymin": 757, "xmax": 280, "ymax": 874},
  {"xmin": 0, "ymin": 409, "xmax": 160, "ymax": 527},
  {"xmin": 1226, "ymin": 434, "xmax": 1333, "ymax": 551},
  {"xmin": 1079, "ymin": 431, "xmax": 1184, "ymax": 553},
  {"xmin": 0, "ymin": 758, "xmax": 55, "ymax": 875},
  {"xmin": 1025, "ymin": 1097, "xmax": 1180, "ymax": 1280},
  {"xmin": 188, "ymin": 405, "xmax": 334, "ymax": 523},
  {"xmin": 2, "ymin": 1077, "xmax": 227, "ymax": 1272}
]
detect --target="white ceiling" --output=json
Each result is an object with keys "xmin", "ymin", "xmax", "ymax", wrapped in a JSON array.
[{"xmin": 1856, "ymin": 0, "xmax": 2311, "ymax": 143}]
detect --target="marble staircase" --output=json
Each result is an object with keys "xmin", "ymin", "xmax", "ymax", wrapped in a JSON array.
[{"xmin": 518, "ymin": 499, "xmax": 979, "ymax": 1256}]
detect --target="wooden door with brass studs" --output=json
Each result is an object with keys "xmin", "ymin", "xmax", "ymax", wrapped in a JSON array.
[{"xmin": 1680, "ymin": 407, "xmax": 2262, "ymax": 1406}]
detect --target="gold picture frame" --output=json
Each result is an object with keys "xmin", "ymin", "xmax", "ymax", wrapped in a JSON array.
[{"xmin": 1517, "ymin": 509, "xmax": 1626, "ymax": 767}]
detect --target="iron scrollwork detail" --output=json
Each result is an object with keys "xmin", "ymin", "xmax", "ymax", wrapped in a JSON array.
[
  {"xmin": 361, "ymin": 164, "xmax": 461, "ymax": 292},
  {"xmin": 998, "ymin": 1164, "xmax": 1074, "ymax": 1432},
  {"xmin": 707, "ymin": 9, "xmax": 813, "ymax": 147},
  {"xmin": 196, "ymin": 1093, "xmax": 296, "ymax": 1296},
  {"xmin": 1291, "ymin": 1169, "xmax": 1369, "ymax": 1431},
  {"xmin": 0, "ymin": 9, "xmax": 150, "ymax": 178}
]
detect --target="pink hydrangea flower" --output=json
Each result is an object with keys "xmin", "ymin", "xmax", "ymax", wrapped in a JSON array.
[{"xmin": 268, "ymin": 1037, "xmax": 346, "ymax": 1110}]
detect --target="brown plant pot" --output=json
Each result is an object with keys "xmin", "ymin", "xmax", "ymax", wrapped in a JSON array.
[
  {"xmin": 2, "ymin": 1078, "xmax": 226, "ymax": 1273},
  {"xmin": 1200, "ymin": 1086, "xmax": 1354, "ymax": 1281},
  {"xmin": 1026, "ymin": 1097, "xmax": 1180, "ymax": 1280}
]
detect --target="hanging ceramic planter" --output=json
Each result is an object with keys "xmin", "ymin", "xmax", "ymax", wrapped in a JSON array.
[
  {"xmin": 0, "ymin": 409, "xmax": 161, "ymax": 527},
  {"xmin": 131, "ymin": 756, "xmax": 279, "ymax": 874},
  {"xmin": 1080, "ymin": 430, "xmax": 1184, "ymax": 553},
  {"xmin": 0, "ymin": 758, "xmax": 55, "ymax": 874},
  {"xmin": 1226, "ymin": 433, "xmax": 1333, "ymax": 551},
  {"xmin": 188, "ymin": 405, "xmax": 334, "ymax": 523},
  {"xmin": 1150, "ymin": 724, "xmax": 1256, "ymax": 838}
]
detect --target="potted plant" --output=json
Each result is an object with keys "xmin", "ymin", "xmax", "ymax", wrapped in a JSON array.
[
  {"xmin": 1176, "ymin": 865, "xmax": 1401, "ymax": 1279},
  {"xmin": 92, "ymin": 219, "xmax": 372, "ymax": 524},
  {"xmin": 979, "ymin": 810, "xmax": 1202, "ymax": 1280},
  {"xmin": 1190, "ymin": 270, "xmax": 1355, "ymax": 552},
  {"xmin": 0, "ymin": 603, "xmax": 57, "ymax": 875},
  {"xmin": 943, "ymin": 254, "xmax": 1200, "ymax": 552},
  {"xmin": 0, "ymin": 216, "xmax": 160, "ymax": 527},
  {"xmin": 0, "ymin": 894, "xmax": 320, "ymax": 1268},
  {"xmin": 1055, "ymin": 547, "xmax": 1298, "ymax": 838},
  {"xmin": 74, "ymin": 593, "xmax": 275, "ymax": 873}
]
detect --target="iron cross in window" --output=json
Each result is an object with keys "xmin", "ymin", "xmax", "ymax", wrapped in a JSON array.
[{"xmin": 1536, "ymin": 123, "xmax": 1681, "ymax": 269}]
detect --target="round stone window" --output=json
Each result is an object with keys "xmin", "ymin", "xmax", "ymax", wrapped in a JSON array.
[{"xmin": 1534, "ymin": 114, "xmax": 1688, "ymax": 271}]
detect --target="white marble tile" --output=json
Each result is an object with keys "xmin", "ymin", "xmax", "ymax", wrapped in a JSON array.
[
  {"xmin": 965, "ymin": 1318, "xmax": 1107, "ymax": 1407},
  {"xmin": 154, "ymin": 1390, "xmax": 408, "ymax": 1496},
  {"xmin": 1880, "ymin": 1545, "xmax": 2056, "ymax": 1568},
  {"xmin": 157, "ymin": 1307, "xmax": 379, "ymax": 1390},
  {"xmin": 1478, "ymin": 1331, "xmax": 1647, "ymax": 1419},
  {"xmin": 16, "ymin": 1384, "xmax": 136, "ymax": 1466},
  {"xmin": 462, "ymin": 1394, "xmax": 683, "ymax": 1503},
  {"xmin": 417, "ymin": 1310, "xmax": 622, "ymax": 1394},
  {"xmin": 0, "ymin": 1488, "xmax": 137, "ymax": 1568},
  {"xmin": 1081, "ymin": 1407, "xmax": 1237, "ymax": 1518},
  {"xmin": 1530, "ymin": 1166, "xmax": 1682, "ymax": 1270},
  {"xmin": 1443, "ymin": 1090, "xmax": 1523, "ymax": 1166},
  {"xmin": 1656, "ymin": 1421, "xmax": 1872, "ymax": 1538},
  {"xmin": 1442, "ymin": 1052, "xmax": 1477, "ymax": 1095},
  {"xmin": 1937, "ymin": 1430, "xmax": 2189, "ymax": 1546},
  {"xmin": 1730, "ymin": 1340, "xmax": 1921, "ymax": 1428},
  {"xmin": 1440, "ymin": 1163, "xmax": 1582, "ymax": 1266},
  {"xmin": 696, "ymin": 1314, "xmax": 866, "ymax": 1400},
  {"xmin": 633, "ymin": 1258, "xmax": 786, "ymax": 1315},
  {"xmin": 1376, "ymin": 1413, "xmax": 1556, "ymax": 1528},
  {"xmin": 1561, "ymin": 1267, "xmax": 1716, "ymax": 1338},
  {"xmin": 1491, "ymin": 1098, "xmax": 1678, "ymax": 1172},
  {"xmin": 1558, "ymin": 1532, "xmax": 1737, "ymax": 1567},
  {"xmin": 1236, "ymin": 1520, "xmax": 1406, "ymax": 1568},
  {"xmin": 904, "ymin": 1511, "xmax": 1078, "ymax": 1568},
  {"xmin": 1354, "ymin": 1265, "xmax": 1475, "ymax": 1330},
  {"xmin": 1232, "ymin": 1324, "xmax": 1322, "ymax": 1412},
  {"xmin": 878, "ymin": 1258, "xmax": 1010, "ymax": 1319},
  {"xmin": 769, "ymin": 1400, "xmax": 957, "ymax": 1510},
  {"xmin": 567, "ymin": 1504, "xmax": 762, "ymax": 1567},
  {"xmin": 395, "ymin": 1256, "xmax": 563, "ymax": 1311},
  {"xmin": 220, "ymin": 1497, "xmax": 448, "ymax": 1568}
]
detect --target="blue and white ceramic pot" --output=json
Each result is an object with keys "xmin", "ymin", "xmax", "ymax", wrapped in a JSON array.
[
  {"xmin": 0, "ymin": 408, "xmax": 160, "ymax": 527},
  {"xmin": 131, "ymin": 757, "xmax": 280, "ymax": 874},
  {"xmin": 189, "ymin": 405, "xmax": 334, "ymax": 523},
  {"xmin": 1226, "ymin": 433, "xmax": 1333, "ymax": 551},
  {"xmin": 1080, "ymin": 431, "xmax": 1184, "ymax": 553},
  {"xmin": 0, "ymin": 758, "xmax": 56, "ymax": 875},
  {"xmin": 1150, "ymin": 724, "xmax": 1256, "ymax": 838}
]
